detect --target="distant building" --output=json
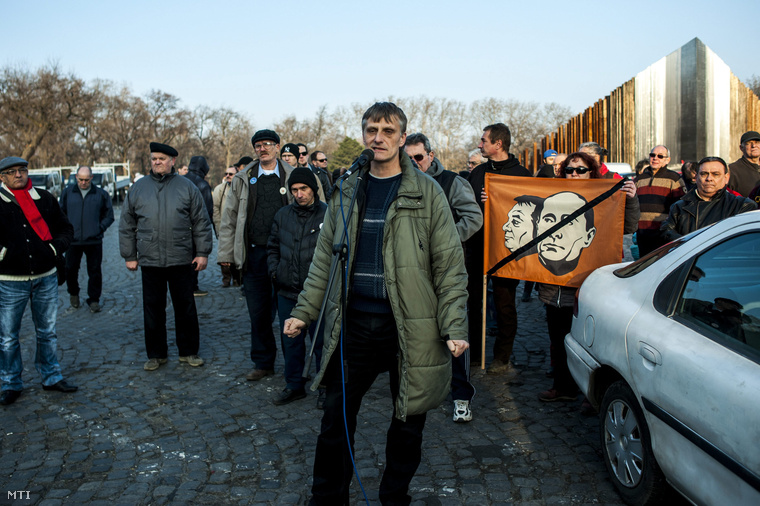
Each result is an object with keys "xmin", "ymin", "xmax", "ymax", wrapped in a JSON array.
[{"xmin": 525, "ymin": 38, "xmax": 760, "ymax": 170}]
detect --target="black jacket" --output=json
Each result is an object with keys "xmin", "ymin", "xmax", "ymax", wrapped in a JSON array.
[
  {"xmin": 267, "ymin": 199, "xmax": 328, "ymax": 300},
  {"xmin": 660, "ymin": 187, "xmax": 756, "ymax": 242},
  {"xmin": 59, "ymin": 183, "xmax": 114, "ymax": 245},
  {"xmin": 0, "ymin": 185, "xmax": 73, "ymax": 278},
  {"xmin": 465, "ymin": 155, "xmax": 531, "ymax": 260},
  {"xmin": 186, "ymin": 156, "xmax": 214, "ymax": 226}
]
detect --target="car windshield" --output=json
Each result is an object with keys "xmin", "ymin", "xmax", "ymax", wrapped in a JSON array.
[
  {"xmin": 29, "ymin": 175, "xmax": 48, "ymax": 186},
  {"xmin": 614, "ymin": 226, "xmax": 712, "ymax": 278}
]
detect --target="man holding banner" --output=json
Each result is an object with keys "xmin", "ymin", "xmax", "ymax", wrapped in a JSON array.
[{"xmin": 466, "ymin": 123, "xmax": 531, "ymax": 375}]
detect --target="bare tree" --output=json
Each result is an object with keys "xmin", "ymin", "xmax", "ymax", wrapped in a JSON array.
[{"xmin": 0, "ymin": 63, "xmax": 96, "ymax": 163}]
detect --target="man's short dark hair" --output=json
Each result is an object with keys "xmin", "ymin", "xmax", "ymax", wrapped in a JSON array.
[
  {"xmin": 698, "ymin": 156, "xmax": 728, "ymax": 173},
  {"xmin": 405, "ymin": 133, "xmax": 432, "ymax": 153},
  {"xmin": 362, "ymin": 102, "xmax": 408, "ymax": 134},
  {"xmin": 309, "ymin": 151, "xmax": 324, "ymax": 162},
  {"xmin": 484, "ymin": 123, "xmax": 511, "ymax": 152}
]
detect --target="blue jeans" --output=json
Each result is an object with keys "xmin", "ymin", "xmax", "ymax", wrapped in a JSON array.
[
  {"xmin": 0, "ymin": 273, "xmax": 64, "ymax": 391},
  {"xmin": 278, "ymin": 295, "xmax": 323, "ymax": 390},
  {"xmin": 243, "ymin": 246, "xmax": 277, "ymax": 369}
]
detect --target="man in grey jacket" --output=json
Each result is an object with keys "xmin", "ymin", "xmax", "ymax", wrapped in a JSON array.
[
  {"xmin": 404, "ymin": 132, "xmax": 482, "ymax": 424},
  {"xmin": 218, "ymin": 130, "xmax": 294, "ymax": 382},
  {"xmin": 119, "ymin": 143, "xmax": 213, "ymax": 372}
]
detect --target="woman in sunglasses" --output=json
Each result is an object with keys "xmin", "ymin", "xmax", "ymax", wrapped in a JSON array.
[{"xmin": 537, "ymin": 151, "xmax": 638, "ymax": 406}]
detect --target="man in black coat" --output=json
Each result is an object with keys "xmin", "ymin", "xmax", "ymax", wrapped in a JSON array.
[
  {"xmin": 267, "ymin": 167, "xmax": 327, "ymax": 406},
  {"xmin": 59, "ymin": 165, "xmax": 115, "ymax": 312},
  {"xmin": 465, "ymin": 123, "xmax": 531, "ymax": 377},
  {"xmin": 661, "ymin": 156, "xmax": 756, "ymax": 240},
  {"xmin": 0, "ymin": 156, "xmax": 77, "ymax": 405},
  {"xmin": 185, "ymin": 156, "xmax": 214, "ymax": 296}
]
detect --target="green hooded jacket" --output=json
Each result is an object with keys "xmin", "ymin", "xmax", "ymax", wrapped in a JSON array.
[{"xmin": 289, "ymin": 153, "xmax": 469, "ymax": 421}]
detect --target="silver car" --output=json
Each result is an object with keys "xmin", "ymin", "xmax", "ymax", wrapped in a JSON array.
[{"xmin": 566, "ymin": 211, "xmax": 760, "ymax": 505}]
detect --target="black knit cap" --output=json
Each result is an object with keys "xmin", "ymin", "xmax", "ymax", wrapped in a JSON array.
[
  {"xmin": 149, "ymin": 142, "xmax": 178, "ymax": 157},
  {"xmin": 288, "ymin": 167, "xmax": 319, "ymax": 196},
  {"xmin": 251, "ymin": 129, "xmax": 281, "ymax": 147},
  {"xmin": 280, "ymin": 143, "xmax": 299, "ymax": 158}
]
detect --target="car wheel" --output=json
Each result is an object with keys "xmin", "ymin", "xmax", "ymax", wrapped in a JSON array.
[{"xmin": 599, "ymin": 381, "xmax": 669, "ymax": 505}]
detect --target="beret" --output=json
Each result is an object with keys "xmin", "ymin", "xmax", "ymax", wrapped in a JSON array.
[
  {"xmin": 149, "ymin": 142, "xmax": 178, "ymax": 157},
  {"xmin": 235, "ymin": 156, "xmax": 254, "ymax": 166}
]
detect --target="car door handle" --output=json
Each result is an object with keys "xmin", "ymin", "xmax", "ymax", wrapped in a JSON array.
[{"xmin": 638, "ymin": 342, "xmax": 662, "ymax": 366}]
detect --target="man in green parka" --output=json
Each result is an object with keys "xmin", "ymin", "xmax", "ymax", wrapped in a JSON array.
[{"xmin": 284, "ymin": 102, "xmax": 469, "ymax": 505}]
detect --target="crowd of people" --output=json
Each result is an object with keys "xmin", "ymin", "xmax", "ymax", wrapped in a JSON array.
[{"xmin": 1, "ymin": 102, "xmax": 758, "ymax": 504}]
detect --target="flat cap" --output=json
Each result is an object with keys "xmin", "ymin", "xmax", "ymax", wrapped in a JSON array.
[
  {"xmin": 251, "ymin": 129, "xmax": 280, "ymax": 147},
  {"xmin": 740, "ymin": 131, "xmax": 760, "ymax": 144},
  {"xmin": 149, "ymin": 142, "xmax": 179, "ymax": 157},
  {"xmin": 0, "ymin": 156, "xmax": 29, "ymax": 172}
]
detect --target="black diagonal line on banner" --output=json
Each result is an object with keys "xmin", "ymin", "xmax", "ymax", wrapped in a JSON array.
[{"xmin": 486, "ymin": 178, "xmax": 627, "ymax": 277}]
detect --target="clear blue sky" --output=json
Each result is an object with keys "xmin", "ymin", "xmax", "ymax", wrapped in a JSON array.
[{"xmin": 4, "ymin": 0, "xmax": 758, "ymax": 129}]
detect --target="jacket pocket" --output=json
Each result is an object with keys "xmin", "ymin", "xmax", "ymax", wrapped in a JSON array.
[
  {"xmin": 136, "ymin": 229, "xmax": 157, "ymax": 259},
  {"xmin": 172, "ymin": 227, "xmax": 193, "ymax": 258}
]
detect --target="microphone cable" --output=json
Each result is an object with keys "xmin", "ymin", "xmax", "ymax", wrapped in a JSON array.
[{"xmin": 337, "ymin": 175, "xmax": 370, "ymax": 505}]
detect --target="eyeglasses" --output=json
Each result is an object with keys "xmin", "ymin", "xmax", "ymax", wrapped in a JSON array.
[
  {"xmin": 467, "ymin": 161, "xmax": 478, "ymax": 167},
  {"xmin": 254, "ymin": 142, "xmax": 276, "ymax": 150},
  {"xmin": 316, "ymin": 158, "xmax": 327, "ymax": 163},
  {"xmin": 0, "ymin": 167, "xmax": 28, "ymax": 176},
  {"xmin": 224, "ymin": 172, "xmax": 236, "ymax": 177},
  {"xmin": 299, "ymin": 151, "xmax": 308, "ymax": 157},
  {"xmin": 649, "ymin": 153, "xmax": 667, "ymax": 159},
  {"xmin": 411, "ymin": 154, "xmax": 427, "ymax": 162},
  {"xmin": 563, "ymin": 166, "xmax": 591, "ymax": 175}
]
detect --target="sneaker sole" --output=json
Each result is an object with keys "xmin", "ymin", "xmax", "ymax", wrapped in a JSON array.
[
  {"xmin": 144, "ymin": 359, "xmax": 168, "ymax": 371},
  {"xmin": 179, "ymin": 358, "xmax": 204, "ymax": 367}
]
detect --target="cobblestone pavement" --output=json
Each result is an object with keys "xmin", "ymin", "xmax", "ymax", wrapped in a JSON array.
[{"xmin": 1, "ymin": 205, "xmax": 637, "ymax": 506}]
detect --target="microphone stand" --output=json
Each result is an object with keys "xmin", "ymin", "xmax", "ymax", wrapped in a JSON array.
[{"xmin": 302, "ymin": 167, "xmax": 366, "ymax": 379}]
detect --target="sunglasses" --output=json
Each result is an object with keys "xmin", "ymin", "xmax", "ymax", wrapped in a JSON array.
[
  {"xmin": 649, "ymin": 153, "xmax": 667, "ymax": 159},
  {"xmin": 224, "ymin": 172, "xmax": 236, "ymax": 176},
  {"xmin": 299, "ymin": 152, "xmax": 308, "ymax": 157},
  {"xmin": 77, "ymin": 178, "xmax": 92, "ymax": 182},
  {"xmin": 411, "ymin": 154, "xmax": 427, "ymax": 162},
  {"xmin": 316, "ymin": 158, "xmax": 327, "ymax": 163},
  {"xmin": 563, "ymin": 166, "xmax": 591, "ymax": 175}
]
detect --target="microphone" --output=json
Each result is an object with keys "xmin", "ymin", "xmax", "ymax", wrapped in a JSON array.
[{"xmin": 346, "ymin": 149, "xmax": 374, "ymax": 176}]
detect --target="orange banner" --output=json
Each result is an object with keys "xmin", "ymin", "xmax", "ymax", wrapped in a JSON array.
[{"xmin": 484, "ymin": 174, "xmax": 625, "ymax": 287}]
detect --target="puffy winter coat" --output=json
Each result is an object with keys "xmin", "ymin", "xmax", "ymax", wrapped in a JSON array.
[
  {"xmin": 119, "ymin": 170, "xmax": 213, "ymax": 267},
  {"xmin": 289, "ymin": 153, "xmax": 469, "ymax": 421},
  {"xmin": 267, "ymin": 199, "xmax": 327, "ymax": 300},
  {"xmin": 59, "ymin": 183, "xmax": 114, "ymax": 245}
]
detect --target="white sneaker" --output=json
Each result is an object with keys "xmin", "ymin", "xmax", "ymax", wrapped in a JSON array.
[{"xmin": 453, "ymin": 399, "xmax": 472, "ymax": 423}]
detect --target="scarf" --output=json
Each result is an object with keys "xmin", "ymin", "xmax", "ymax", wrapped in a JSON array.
[{"xmin": 8, "ymin": 179, "xmax": 52, "ymax": 241}]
